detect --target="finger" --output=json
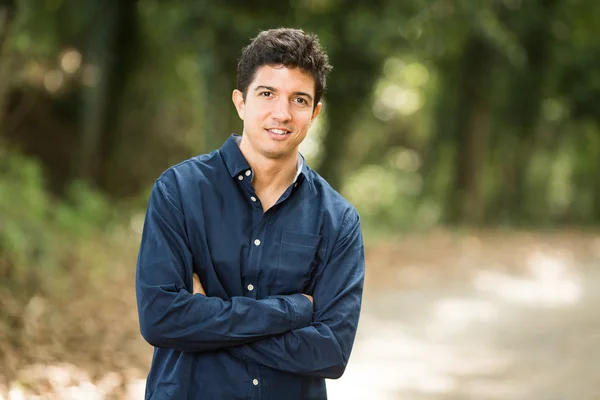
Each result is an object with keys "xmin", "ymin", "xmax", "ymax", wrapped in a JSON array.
[{"xmin": 192, "ymin": 273, "xmax": 205, "ymax": 295}]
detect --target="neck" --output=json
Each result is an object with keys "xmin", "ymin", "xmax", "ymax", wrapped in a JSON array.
[{"xmin": 239, "ymin": 140, "xmax": 298, "ymax": 194}]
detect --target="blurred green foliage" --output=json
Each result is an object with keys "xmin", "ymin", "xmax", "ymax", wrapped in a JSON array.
[
  {"xmin": 0, "ymin": 145, "xmax": 114, "ymax": 296},
  {"xmin": 0, "ymin": 0, "xmax": 599, "ymax": 287}
]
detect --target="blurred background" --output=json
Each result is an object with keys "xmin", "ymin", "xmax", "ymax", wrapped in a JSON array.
[{"xmin": 1, "ymin": 0, "xmax": 600, "ymax": 399}]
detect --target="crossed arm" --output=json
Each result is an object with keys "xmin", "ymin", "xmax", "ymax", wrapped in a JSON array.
[
  {"xmin": 237, "ymin": 213, "xmax": 363, "ymax": 379},
  {"xmin": 192, "ymin": 274, "xmax": 313, "ymax": 303},
  {"xmin": 190, "ymin": 211, "xmax": 365, "ymax": 379},
  {"xmin": 136, "ymin": 178, "xmax": 365, "ymax": 378}
]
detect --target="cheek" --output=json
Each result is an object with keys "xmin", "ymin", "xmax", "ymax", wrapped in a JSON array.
[
  {"xmin": 247, "ymin": 106, "xmax": 268, "ymax": 122},
  {"xmin": 298, "ymin": 116, "xmax": 313, "ymax": 130}
]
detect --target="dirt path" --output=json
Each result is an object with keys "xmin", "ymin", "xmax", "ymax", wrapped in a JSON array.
[{"xmin": 327, "ymin": 256, "xmax": 600, "ymax": 399}]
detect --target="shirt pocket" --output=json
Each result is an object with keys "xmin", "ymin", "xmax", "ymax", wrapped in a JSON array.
[{"xmin": 276, "ymin": 230, "xmax": 323, "ymax": 294}]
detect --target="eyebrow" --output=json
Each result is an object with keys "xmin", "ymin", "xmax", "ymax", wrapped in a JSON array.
[{"xmin": 254, "ymin": 85, "xmax": 314, "ymax": 102}]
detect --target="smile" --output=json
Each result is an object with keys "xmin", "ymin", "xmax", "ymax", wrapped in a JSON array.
[{"xmin": 266, "ymin": 128, "xmax": 291, "ymax": 135}]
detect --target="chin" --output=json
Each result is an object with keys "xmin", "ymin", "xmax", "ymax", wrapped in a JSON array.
[{"xmin": 260, "ymin": 148, "xmax": 292, "ymax": 160}]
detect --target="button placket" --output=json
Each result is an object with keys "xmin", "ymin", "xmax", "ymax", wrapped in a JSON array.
[
  {"xmin": 246, "ymin": 214, "xmax": 268, "ymax": 301},
  {"xmin": 237, "ymin": 171, "xmax": 260, "ymax": 208}
]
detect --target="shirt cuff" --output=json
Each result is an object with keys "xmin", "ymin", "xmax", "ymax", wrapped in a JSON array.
[{"xmin": 286, "ymin": 293, "xmax": 313, "ymax": 329}]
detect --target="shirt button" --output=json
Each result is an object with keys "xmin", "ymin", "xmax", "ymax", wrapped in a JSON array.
[
  {"xmin": 247, "ymin": 284, "xmax": 254, "ymax": 291},
  {"xmin": 253, "ymin": 379, "xmax": 259, "ymax": 386},
  {"xmin": 238, "ymin": 175, "xmax": 243, "ymax": 181},
  {"xmin": 254, "ymin": 239, "xmax": 261, "ymax": 246},
  {"xmin": 250, "ymin": 196, "xmax": 257, "ymax": 202},
  {"xmin": 245, "ymin": 170, "xmax": 252, "ymax": 176}
]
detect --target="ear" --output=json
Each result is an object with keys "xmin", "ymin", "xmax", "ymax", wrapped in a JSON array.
[
  {"xmin": 310, "ymin": 102, "xmax": 323, "ymax": 124},
  {"xmin": 232, "ymin": 89, "xmax": 245, "ymax": 120}
]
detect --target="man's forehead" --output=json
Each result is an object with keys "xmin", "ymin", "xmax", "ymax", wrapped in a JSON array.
[{"xmin": 251, "ymin": 65, "xmax": 315, "ymax": 94}]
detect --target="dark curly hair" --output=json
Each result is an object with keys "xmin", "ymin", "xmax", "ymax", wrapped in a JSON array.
[{"xmin": 237, "ymin": 28, "xmax": 333, "ymax": 108}]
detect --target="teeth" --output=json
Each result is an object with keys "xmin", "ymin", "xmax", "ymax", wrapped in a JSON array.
[{"xmin": 269, "ymin": 129, "xmax": 287, "ymax": 135}]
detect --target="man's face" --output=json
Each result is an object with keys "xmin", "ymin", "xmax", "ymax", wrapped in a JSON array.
[{"xmin": 233, "ymin": 65, "xmax": 322, "ymax": 161}]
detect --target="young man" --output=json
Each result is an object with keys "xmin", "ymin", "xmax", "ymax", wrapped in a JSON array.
[{"xmin": 135, "ymin": 28, "xmax": 365, "ymax": 400}]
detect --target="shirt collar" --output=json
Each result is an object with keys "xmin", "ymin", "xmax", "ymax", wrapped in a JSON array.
[
  {"xmin": 220, "ymin": 134, "xmax": 251, "ymax": 178},
  {"xmin": 220, "ymin": 134, "xmax": 305, "ymax": 183}
]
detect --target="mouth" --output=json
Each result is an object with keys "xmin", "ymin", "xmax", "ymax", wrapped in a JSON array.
[{"xmin": 266, "ymin": 128, "xmax": 292, "ymax": 136}]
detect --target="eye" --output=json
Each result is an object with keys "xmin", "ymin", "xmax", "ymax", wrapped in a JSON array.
[
  {"xmin": 295, "ymin": 97, "xmax": 309, "ymax": 105},
  {"xmin": 259, "ymin": 91, "xmax": 273, "ymax": 98}
]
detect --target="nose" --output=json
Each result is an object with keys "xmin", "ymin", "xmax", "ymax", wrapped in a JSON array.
[{"xmin": 271, "ymin": 97, "xmax": 292, "ymax": 121}]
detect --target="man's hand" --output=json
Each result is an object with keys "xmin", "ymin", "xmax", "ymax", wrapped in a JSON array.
[
  {"xmin": 193, "ymin": 273, "xmax": 206, "ymax": 296},
  {"xmin": 302, "ymin": 294, "xmax": 313, "ymax": 304}
]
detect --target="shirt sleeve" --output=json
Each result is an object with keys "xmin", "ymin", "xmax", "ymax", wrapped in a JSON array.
[
  {"xmin": 135, "ymin": 178, "xmax": 313, "ymax": 353},
  {"xmin": 229, "ymin": 209, "xmax": 365, "ymax": 379}
]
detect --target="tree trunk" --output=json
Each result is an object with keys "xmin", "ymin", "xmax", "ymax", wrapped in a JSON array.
[
  {"xmin": 97, "ymin": 0, "xmax": 141, "ymax": 194},
  {"xmin": 77, "ymin": 0, "xmax": 122, "ymax": 182},
  {"xmin": 0, "ymin": 0, "xmax": 16, "ymax": 131},
  {"xmin": 491, "ymin": 0, "xmax": 558, "ymax": 224},
  {"xmin": 445, "ymin": 35, "xmax": 492, "ymax": 225},
  {"xmin": 0, "ymin": 1, "xmax": 15, "ymax": 56},
  {"xmin": 71, "ymin": 0, "xmax": 143, "ymax": 196}
]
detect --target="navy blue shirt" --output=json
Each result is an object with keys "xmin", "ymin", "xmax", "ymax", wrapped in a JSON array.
[{"xmin": 135, "ymin": 134, "xmax": 365, "ymax": 400}]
